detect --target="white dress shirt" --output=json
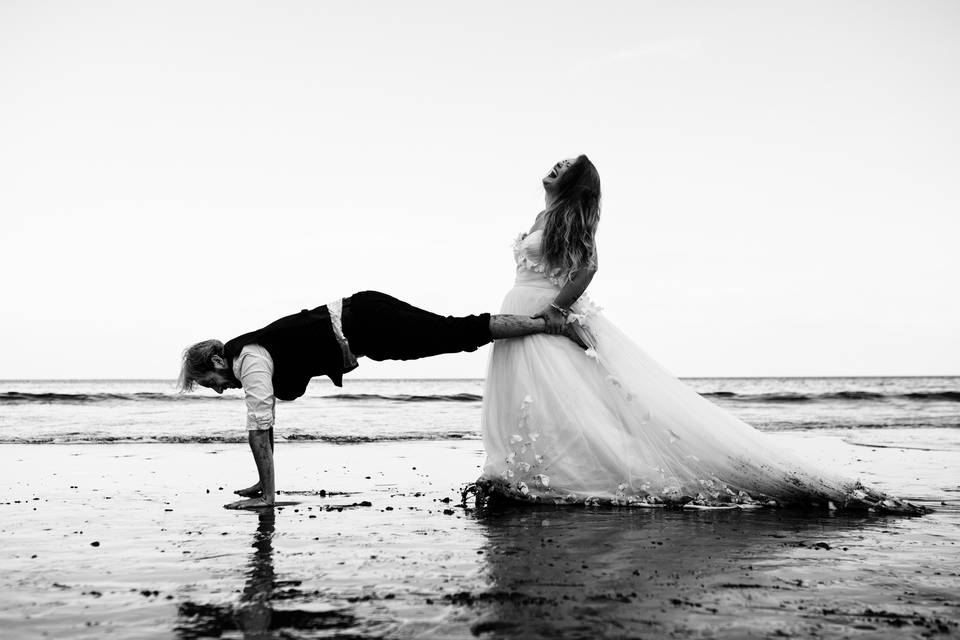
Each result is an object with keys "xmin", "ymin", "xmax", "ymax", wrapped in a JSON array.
[
  {"xmin": 230, "ymin": 297, "xmax": 355, "ymax": 431},
  {"xmin": 231, "ymin": 344, "xmax": 276, "ymax": 431}
]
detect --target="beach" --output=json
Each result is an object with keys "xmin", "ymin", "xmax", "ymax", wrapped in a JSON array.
[
  {"xmin": 2, "ymin": 435, "xmax": 957, "ymax": 639},
  {"xmin": 4, "ymin": 1, "xmax": 959, "ymax": 636}
]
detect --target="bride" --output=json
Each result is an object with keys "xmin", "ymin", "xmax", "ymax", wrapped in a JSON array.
[{"xmin": 476, "ymin": 155, "xmax": 922, "ymax": 513}]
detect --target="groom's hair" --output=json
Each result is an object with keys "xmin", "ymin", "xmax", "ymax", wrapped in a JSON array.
[{"xmin": 178, "ymin": 339, "xmax": 225, "ymax": 392}]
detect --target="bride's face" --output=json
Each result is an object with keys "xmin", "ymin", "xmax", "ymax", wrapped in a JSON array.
[{"xmin": 543, "ymin": 158, "xmax": 575, "ymax": 188}]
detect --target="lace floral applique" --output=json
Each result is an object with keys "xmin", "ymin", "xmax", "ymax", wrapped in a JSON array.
[
  {"xmin": 567, "ymin": 297, "xmax": 602, "ymax": 325},
  {"xmin": 512, "ymin": 232, "xmax": 571, "ymax": 287},
  {"xmin": 497, "ymin": 394, "xmax": 553, "ymax": 500}
]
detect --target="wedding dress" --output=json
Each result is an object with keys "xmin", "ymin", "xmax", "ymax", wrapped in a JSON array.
[{"xmin": 477, "ymin": 229, "xmax": 921, "ymax": 513}]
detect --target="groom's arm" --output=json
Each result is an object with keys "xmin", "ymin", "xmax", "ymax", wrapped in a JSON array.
[
  {"xmin": 489, "ymin": 315, "xmax": 587, "ymax": 349},
  {"xmin": 225, "ymin": 346, "xmax": 277, "ymax": 509},
  {"xmin": 246, "ymin": 429, "xmax": 275, "ymax": 503},
  {"xmin": 488, "ymin": 315, "xmax": 547, "ymax": 339}
]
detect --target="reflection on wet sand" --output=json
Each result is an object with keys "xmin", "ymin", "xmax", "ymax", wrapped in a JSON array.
[
  {"xmin": 4, "ymin": 440, "xmax": 952, "ymax": 639},
  {"xmin": 174, "ymin": 512, "xmax": 356, "ymax": 639},
  {"xmin": 455, "ymin": 502, "xmax": 906, "ymax": 638}
]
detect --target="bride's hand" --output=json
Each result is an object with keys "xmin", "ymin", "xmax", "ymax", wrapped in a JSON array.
[{"xmin": 533, "ymin": 305, "xmax": 566, "ymax": 334}]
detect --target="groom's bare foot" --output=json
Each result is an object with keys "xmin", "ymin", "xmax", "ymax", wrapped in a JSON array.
[
  {"xmin": 234, "ymin": 482, "xmax": 263, "ymax": 498},
  {"xmin": 224, "ymin": 497, "xmax": 274, "ymax": 510}
]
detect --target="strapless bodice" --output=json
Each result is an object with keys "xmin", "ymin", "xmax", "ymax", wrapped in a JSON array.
[{"xmin": 512, "ymin": 229, "xmax": 560, "ymax": 289}]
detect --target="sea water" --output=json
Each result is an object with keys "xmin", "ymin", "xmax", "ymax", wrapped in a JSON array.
[{"xmin": 1, "ymin": 377, "xmax": 957, "ymax": 452}]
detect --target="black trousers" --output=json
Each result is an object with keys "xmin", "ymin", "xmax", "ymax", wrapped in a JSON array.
[{"xmin": 342, "ymin": 291, "xmax": 492, "ymax": 362}]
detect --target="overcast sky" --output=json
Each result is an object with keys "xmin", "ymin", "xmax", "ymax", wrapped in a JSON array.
[{"xmin": 2, "ymin": 1, "xmax": 958, "ymax": 379}]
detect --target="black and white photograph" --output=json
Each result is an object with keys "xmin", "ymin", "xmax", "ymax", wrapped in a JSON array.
[{"xmin": 2, "ymin": 1, "xmax": 958, "ymax": 638}]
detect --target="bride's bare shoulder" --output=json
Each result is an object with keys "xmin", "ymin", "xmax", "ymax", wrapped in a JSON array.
[{"xmin": 527, "ymin": 210, "xmax": 547, "ymax": 234}]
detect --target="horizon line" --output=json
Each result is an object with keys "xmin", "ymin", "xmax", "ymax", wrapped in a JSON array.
[{"xmin": 1, "ymin": 375, "xmax": 958, "ymax": 383}]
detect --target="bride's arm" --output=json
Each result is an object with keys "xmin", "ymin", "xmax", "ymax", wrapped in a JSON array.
[
  {"xmin": 534, "ymin": 259, "xmax": 599, "ymax": 334},
  {"xmin": 553, "ymin": 262, "xmax": 598, "ymax": 310}
]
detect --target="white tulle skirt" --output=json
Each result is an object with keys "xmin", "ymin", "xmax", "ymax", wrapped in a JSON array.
[{"xmin": 479, "ymin": 279, "xmax": 919, "ymax": 512}]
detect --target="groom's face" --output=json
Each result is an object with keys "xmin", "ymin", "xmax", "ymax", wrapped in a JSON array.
[{"xmin": 196, "ymin": 369, "xmax": 241, "ymax": 394}]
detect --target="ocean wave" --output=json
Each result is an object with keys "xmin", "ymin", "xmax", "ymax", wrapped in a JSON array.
[
  {"xmin": 0, "ymin": 391, "xmax": 228, "ymax": 405},
  {"xmin": 0, "ymin": 431, "xmax": 481, "ymax": 445},
  {"xmin": 4, "ymin": 423, "xmax": 955, "ymax": 445},
  {"xmin": 324, "ymin": 392, "xmax": 482, "ymax": 403},
  {"xmin": 754, "ymin": 421, "xmax": 959, "ymax": 431},
  {"xmin": 703, "ymin": 391, "xmax": 960, "ymax": 403},
  {"xmin": 4, "ymin": 389, "xmax": 957, "ymax": 406},
  {"xmin": 842, "ymin": 438, "xmax": 960, "ymax": 452},
  {"xmin": 0, "ymin": 391, "xmax": 484, "ymax": 405},
  {"xmin": 901, "ymin": 391, "xmax": 960, "ymax": 402}
]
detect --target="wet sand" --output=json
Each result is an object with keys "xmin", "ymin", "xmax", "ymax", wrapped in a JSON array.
[{"xmin": 1, "ymin": 436, "xmax": 957, "ymax": 639}]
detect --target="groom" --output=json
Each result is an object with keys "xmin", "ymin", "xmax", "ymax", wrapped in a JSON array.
[{"xmin": 179, "ymin": 290, "xmax": 581, "ymax": 509}]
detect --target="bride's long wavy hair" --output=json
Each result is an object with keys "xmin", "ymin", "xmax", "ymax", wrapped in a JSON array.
[{"xmin": 541, "ymin": 154, "xmax": 601, "ymax": 280}]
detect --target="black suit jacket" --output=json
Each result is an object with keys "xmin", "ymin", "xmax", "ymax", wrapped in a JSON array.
[{"xmin": 224, "ymin": 303, "xmax": 356, "ymax": 400}]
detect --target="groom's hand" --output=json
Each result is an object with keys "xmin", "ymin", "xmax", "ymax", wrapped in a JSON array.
[{"xmin": 533, "ymin": 305, "xmax": 566, "ymax": 334}]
